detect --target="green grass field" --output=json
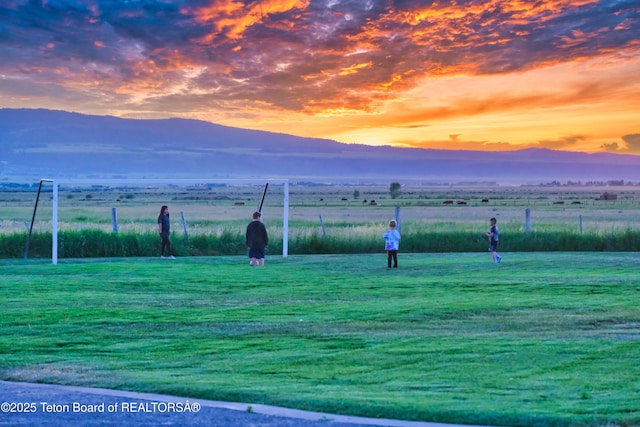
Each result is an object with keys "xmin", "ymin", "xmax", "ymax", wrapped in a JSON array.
[{"xmin": 1, "ymin": 252, "xmax": 639, "ymax": 426}]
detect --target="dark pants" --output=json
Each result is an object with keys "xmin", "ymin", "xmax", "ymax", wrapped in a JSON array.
[
  {"xmin": 160, "ymin": 232, "xmax": 172, "ymax": 256},
  {"xmin": 387, "ymin": 250, "xmax": 398, "ymax": 268}
]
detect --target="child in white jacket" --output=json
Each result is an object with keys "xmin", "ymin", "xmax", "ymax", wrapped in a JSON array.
[{"xmin": 383, "ymin": 219, "xmax": 401, "ymax": 268}]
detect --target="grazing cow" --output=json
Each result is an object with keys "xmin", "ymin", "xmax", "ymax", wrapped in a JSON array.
[
  {"xmin": 369, "ymin": 200, "xmax": 377, "ymax": 206},
  {"xmin": 319, "ymin": 198, "xmax": 324, "ymax": 202},
  {"xmin": 443, "ymin": 200, "xmax": 453, "ymax": 205},
  {"xmin": 457, "ymin": 201, "xmax": 467, "ymax": 205},
  {"xmin": 553, "ymin": 201, "xmax": 565, "ymax": 205},
  {"xmin": 363, "ymin": 199, "xmax": 368, "ymax": 204},
  {"xmin": 234, "ymin": 201, "xmax": 245, "ymax": 206},
  {"xmin": 597, "ymin": 192, "xmax": 617, "ymax": 200},
  {"xmin": 481, "ymin": 199, "xmax": 489, "ymax": 203},
  {"xmin": 341, "ymin": 198, "xmax": 348, "ymax": 201}
]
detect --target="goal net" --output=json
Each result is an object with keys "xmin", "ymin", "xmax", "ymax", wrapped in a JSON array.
[{"xmin": 39, "ymin": 178, "xmax": 289, "ymax": 264}]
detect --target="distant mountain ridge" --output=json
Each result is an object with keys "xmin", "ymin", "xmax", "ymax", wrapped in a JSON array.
[{"xmin": 1, "ymin": 108, "xmax": 639, "ymax": 184}]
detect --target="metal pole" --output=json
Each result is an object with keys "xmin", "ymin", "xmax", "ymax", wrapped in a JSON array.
[
  {"xmin": 52, "ymin": 182, "xmax": 58, "ymax": 265},
  {"xmin": 258, "ymin": 182, "xmax": 269, "ymax": 213},
  {"xmin": 283, "ymin": 181, "xmax": 289, "ymax": 258},
  {"xmin": 24, "ymin": 180, "xmax": 44, "ymax": 259}
]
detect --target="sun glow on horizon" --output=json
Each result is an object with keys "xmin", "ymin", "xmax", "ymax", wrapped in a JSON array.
[
  {"xmin": 200, "ymin": 49, "xmax": 640, "ymax": 154},
  {"xmin": 0, "ymin": 0, "xmax": 639, "ymax": 154}
]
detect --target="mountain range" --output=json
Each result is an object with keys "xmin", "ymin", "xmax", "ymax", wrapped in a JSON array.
[{"xmin": 1, "ymin": 108, "xmax": 640, "ymax": 184}]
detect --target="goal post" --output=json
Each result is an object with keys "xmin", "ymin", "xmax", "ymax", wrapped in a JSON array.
[{"xmin": 45, "ymin": 178, "xmax": 289, "ymax": 264}]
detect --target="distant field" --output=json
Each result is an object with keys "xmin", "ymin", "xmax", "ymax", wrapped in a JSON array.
[
  {"xmin": 2, "ymin": 183, "xmax": 640, "ymax": 237},
  {"xmin": 1, "ymin": 252, "xmax": 639, "ymax": 427},
  {"xmin": 2, "ymin": 183, "xmax": 640, "ymax": 259}
]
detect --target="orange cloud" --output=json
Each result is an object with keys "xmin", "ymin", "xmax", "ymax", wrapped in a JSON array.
[
  {"xmin": 338, "ymin": 62, "xmax": 372, "ymax": 76},
  {"xmin": 192, "ymin": 0, "xmax": 310, "ymax": 40},
  {"xmin": 2, "ymin": 0, "xmax": 638, "ymax": 154}
]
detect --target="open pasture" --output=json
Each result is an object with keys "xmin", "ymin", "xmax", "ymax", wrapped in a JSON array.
[
  {"xmin": 1, "ymin": 252, "xmax": 639, "ymax": 426},
  {"xmin": 1, "ymin": 183, "xmax": 640, "ymax": 238}
]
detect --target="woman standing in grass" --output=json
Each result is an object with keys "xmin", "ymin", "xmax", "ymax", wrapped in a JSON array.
[
  {"xmin": 157, "ymin": 205, "xmax": 175, "ymax": 259},
  {"xmin": 383, "ymin": 219, "xmax": 401, "ymax": 268}
]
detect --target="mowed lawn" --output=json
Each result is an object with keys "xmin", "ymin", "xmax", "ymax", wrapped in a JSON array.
[{"xmin": 1, "ymin": 252, "xmax": 639, "ymax": 427}]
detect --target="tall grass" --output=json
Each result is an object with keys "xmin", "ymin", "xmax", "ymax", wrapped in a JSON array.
[{"xmin": 3, "ymin": 228, "xmax": 640, "ymax": 259}]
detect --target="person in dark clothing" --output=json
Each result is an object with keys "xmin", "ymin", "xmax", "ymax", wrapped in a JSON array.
[
  {"xmin": 157, "ymin": 205, "xmax": 175, "ymax": 259},
  {"xmin": 486, "ymin": 217, "xmax": 501, "ymax": 263},
  {"xmin": 246, "ymin": 211, "xmax": 268, "ymax": 266}
]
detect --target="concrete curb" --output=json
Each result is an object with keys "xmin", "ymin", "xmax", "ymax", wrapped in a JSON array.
[{"xmin": 1, "ymin": 380, "xmax": 491, "ymax": 427}]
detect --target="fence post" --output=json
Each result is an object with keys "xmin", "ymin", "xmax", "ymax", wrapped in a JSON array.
[
  {"xmin": 180, "ymin": 211, "xmax": 188, "ymax": 239},
  {"xmin": 319, "ymin": 215, "xmax": 326, "ymax": 236},
  {"xmin": 579, "ymin": 215, "xmax": 583, "ymax": 234},
  {"xmin": 112, "ymin": 207, "xmax": 118, "ymax": 233},
  {"xmin": 525, "ymin": 208, "xmax": 531, "ymax": 233},
  {"xmin": 395, "ymin": 206, "xmax": 401, "ymax": 234}
]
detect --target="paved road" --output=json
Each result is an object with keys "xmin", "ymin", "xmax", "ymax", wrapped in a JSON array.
[{"xmin": 0, "ymin": 381, "xmax": 485, "ymax": 427}]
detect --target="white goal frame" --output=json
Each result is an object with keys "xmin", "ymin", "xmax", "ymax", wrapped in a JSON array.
[{"xmin": 45, "ymin": 178, "xmax": 289, "ymax": 264}]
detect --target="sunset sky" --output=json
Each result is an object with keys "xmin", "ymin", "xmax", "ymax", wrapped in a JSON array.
[{"xmin": 1, "ymin": 0, "xmax": 639, "ymax": 154}]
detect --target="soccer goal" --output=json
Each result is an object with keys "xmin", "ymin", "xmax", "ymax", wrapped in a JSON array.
[{"xmin": 37, "ymin": 178, "xmax": 289, "ymax": 264}]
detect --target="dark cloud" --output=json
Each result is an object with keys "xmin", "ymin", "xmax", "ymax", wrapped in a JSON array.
[
  {"xmin": 0, "ymin": 0, "xmax": 638, "ymax": 115},
  {"xmin": 601, "ymin": 134, "xmax": 640, "ymax": 154},
  {"xmin": 601, "ymin": 142, "xmax": 622, "ymax": 152},
  {"xmin": 533, "ymin": 135, "xmax": 587, "ymax": 150},
  {"xmin": 398, "ymin": 136, "xmax": 519, "ymax": 152},
  {"xmin": 401, "ymin": 133, "xmax": 596, "ymax": 152},
  {"xmin": 622, "ymin": 134, "xmax": 640, "ymax": 151},
  {"xmin": 622, "ymin": 133, "xmax": 640, "ymax": 154}
]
